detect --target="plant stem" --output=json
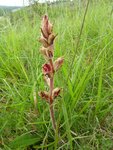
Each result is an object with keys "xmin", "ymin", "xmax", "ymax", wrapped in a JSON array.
[
  {"xmin": 50, "ymin": 101, "xmax": 56, "ymax": 130},
  {"xmin": 49, "ymin": 59, "xmax": 56, "ymax": 130}
]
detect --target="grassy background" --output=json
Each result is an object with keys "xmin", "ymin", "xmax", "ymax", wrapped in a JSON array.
[{"xmin": 0, "ymin": 0, "xmax": 113, "ymax": 149}]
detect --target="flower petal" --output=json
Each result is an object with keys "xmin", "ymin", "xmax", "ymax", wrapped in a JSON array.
[
  {"xmin": 39, "ymin": 37, "xmax": 49, "ymax": 48},
  {"xmin": 41, "ymin": 15, "xmax": 49, "ymax": 38},
  {"xmin": 38, "ymin": 91, "xmax": 50, "ymax": 103},
  {"xmin": 54, "ymin": 57, "xmax": 64, "ymax": 71},
  {"xmin": 42, "ymin": 63, "xmax": 52, "ymax": 77},
  {"xmin": 40, "ymin": 47, "xmax": 47, "ymax": 56},
  {"xmin": 48, "ymin": 33, "xmax": 56, "ymax": 45},
  {"xmin": 52, "ymin": 88, "xmax": 61, "ymax": 99},
  {"xmin": 44, "ymin": 76, "xmax": 50, "ymax": 87},
  {"xmin": 48, "ymin": 21, "xmax": 53, "ymax": 34}
]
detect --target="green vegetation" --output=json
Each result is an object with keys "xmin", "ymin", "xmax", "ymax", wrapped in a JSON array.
[
  {"xmin": 0, "ymin": 1, "xmax": 113, "ymax": 149},
  {"xmin": 0, "ymin": 6, "xmax": 22, "ymax": 16}
]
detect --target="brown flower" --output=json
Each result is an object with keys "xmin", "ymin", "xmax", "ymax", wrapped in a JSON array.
[
  {"xmin": 54, "ymin": 57, "xmax": 64, "ymax": 71},
  {"xmin": 40, "ymin": 46, "xmax": 53, "ymax": 60},
  {"xmin": 39, "ymin": 37, "xmax": 49, "ymax": 48},
  {"xmin": 52, "ymin": 88, "xmax": 61, "ymax": 99},
  {"xmin": 41, "ymin": 15, "xmax": 49, "ymax": 38},
  {"xmin": 38, "ymin": 91, "xmax": 50, "ymax": 103},
  {"xmin": 42, "ymin": 63, "xmax": 52, "ymax": 77},
  {"xmin": 48, "ymin": 33, "xmax": 56, "ymax": 45},
  {"xmin": 38, "ymin": 15, "xmax": 64, "ymax": 130},
  {"xmin": 41, "ymin": 15, "xmax": 53, "ymax": 39}
]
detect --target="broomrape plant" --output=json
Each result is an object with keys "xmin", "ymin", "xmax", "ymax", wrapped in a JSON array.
[{"xmin": 38, "ymin": 15, "xmax": 64, "ymax": 131}]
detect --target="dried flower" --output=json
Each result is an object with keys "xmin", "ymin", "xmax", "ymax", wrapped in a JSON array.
[
  {"xmin": 52, "ymin": 88, "xmax": 61, "ymax": 99},
  {"xmin": 48, "ymin": 33, "xmax": 56, "ymax": 45},
  {"xmin": 38, "ymin": 91, "xmax": 50, "ymax": 103},
  {"xmin": 39, "ymin": 37, "xmax": 49, "ymax": 47},
  {"xmin": 40, "ymin": 46, "xmax": 53, "ymax": 60},
  {"xmin": 54, "ymin": 57, "xmax": 64, "ymax": 71},
  {"xmin": 41, "ymin": 15, "xmax": 49, "ymax": 38}
]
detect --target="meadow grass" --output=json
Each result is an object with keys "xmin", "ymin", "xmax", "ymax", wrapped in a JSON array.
[{"xmin": 0, "ymin": 1, "xmax": 113, "ymax": 149}]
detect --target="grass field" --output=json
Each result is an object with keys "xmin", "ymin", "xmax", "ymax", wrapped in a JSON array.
[{"xmin": 0, "ymin": 0, "xmax": 113, "ymax": 149}]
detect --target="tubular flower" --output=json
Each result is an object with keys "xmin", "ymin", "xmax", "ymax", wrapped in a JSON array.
[
  {"xmin": 42, "ymin": 63, "xmax": 52, "ymax": 78},
  {"xmin": 54, "ymin": 57, "xmax": 64, "ymax": 72}
]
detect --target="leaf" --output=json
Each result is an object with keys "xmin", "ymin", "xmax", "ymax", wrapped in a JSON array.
[{"xmin": 9, "ymin": 133, "xmax": 41, "ymax": 149}]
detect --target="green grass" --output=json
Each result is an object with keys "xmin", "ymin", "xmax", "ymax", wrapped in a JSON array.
[{"xmin": 0, "ymin": 1, "xmax": 113, "ymax": 149}]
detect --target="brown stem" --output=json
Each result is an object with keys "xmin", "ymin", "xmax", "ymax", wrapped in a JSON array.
[
  {"xmin": 50, "ymin": 100, "xmax": 56, "ymax": 130},
  {"xmin": 49, "ymin": 59, "xmax": 56, "ymax": 130},
  {"xmin": 49, "ymin": 59, "xmax": 54, "ymax": 73}
]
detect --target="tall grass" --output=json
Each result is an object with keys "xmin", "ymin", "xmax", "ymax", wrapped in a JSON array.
[{"xmin": 0, "ymin": 1, "xmax": 113, "ymax": 149}]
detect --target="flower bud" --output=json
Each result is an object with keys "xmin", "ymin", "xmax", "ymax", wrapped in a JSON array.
[
  {"xmin": 52, "ymin": 88, "xmax": 61, "ymax": 99},
  {"xmin": 38, "ymin": 91, "xmax": 50, "ymax": 103},
  {"xmin": 54, "ymin": 57, "xmax": 64, "ymax": 71},
  {"xmin": 48, "ymin": 21, "xmax": 53, "ymax": 34},
  {"xmin": 39, "ymin": 37, "xmax": 49, "ymax": 48},
  {"xmin": 40, "ymin": 47, "xmax": 47, "ymax": 57},
  {"xmin": 47, "ymin": 45, "xmax": 54, "ymax": 58},
  {"xmin": 47, "ymin": 50, "xmax": 53, "ymax": 58},
  {"xmin": 40, "ymin": 47, "xmax": 53, "ymax": 60},
  {"xmin": 41, "ymin": 15, "xmax": 49, "ymax": 38},
  {"xmin": 48, "ymin": 33, "xmax": 56, "ymax": 45}
]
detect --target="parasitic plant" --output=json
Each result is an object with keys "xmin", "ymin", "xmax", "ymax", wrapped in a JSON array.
[{"xmin": 38, "ymin": 15, "xmax": 64, "ymax": 131}]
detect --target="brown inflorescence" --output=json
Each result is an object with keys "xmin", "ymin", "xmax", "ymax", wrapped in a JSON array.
[{"xmin": 38, "ymin": 15, "xmax": 64, "ymax": 130}]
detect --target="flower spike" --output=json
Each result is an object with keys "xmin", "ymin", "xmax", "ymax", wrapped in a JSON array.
[{"xmin": 38, "ymin": 15, "xmax": 64, "ymax": 131}]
